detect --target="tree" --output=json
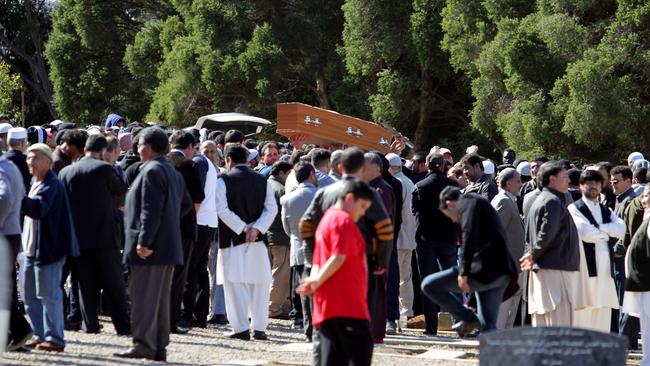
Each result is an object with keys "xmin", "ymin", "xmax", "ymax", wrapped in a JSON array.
[
  {"xmin": 0, "ymin": 0, "xmax": 57, "ymax": 123},
  {"xmin": 341, "ymin": 0, "xmax": 475, "ymax": 151},
  {"xmin": 45, "ymin": 0, "xmax": 168, "ymax": 126},
  {"xmin": 440, "ymin": 0, "xmax": 650, "ymax": 161},
  {"xmin": 0, "ymin": 61, "xmax": 21, "ymax": 121},
  {"xmin": 124, "ymin": 0, "xmax": 363, "ymax": 126}
]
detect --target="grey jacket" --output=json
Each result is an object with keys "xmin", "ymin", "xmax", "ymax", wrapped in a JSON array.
[
  {"xmin": 267, "ymin": 176, "xmax": 290, "ymax": 246},
  {"xmin": 281, "ymin": 182, "xmax": 318, "ymax": 266},
  {"xmin": 525, "ymin": 187, "xmax": 580, "ymax": 271},
  {"xmin": 394, "ymin": 171, "xmax": 417, "ymax": 250},
  {"xmin": 491, "ymin": 190, "xmax": 525, "ymax": 270},
  {"xmin": 0, "ymin": 157, "xmax": 24, "ymax": 236}
]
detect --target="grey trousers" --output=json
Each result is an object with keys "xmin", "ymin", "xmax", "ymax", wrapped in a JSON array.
[{"xmin": 130, "ymin": 265, "xmax": 174, "ymax": 357}]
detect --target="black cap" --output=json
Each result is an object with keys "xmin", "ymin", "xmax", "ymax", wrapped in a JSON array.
[{"xmin": 85, "ymin": 134, "xmax": 108, "ymax": 152}]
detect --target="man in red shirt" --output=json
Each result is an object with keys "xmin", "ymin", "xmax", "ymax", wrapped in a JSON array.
[{"xmin": 298, "ymin": 179, "xmax": 374, "ymax": 366}]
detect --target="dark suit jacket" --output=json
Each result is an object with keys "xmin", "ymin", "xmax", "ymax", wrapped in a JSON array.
[
  {"xmin": 59, "ymin": 156, "xmax": 127, "ymax": 250},
  {"xmin": 123, "ymin": 156, "xmax": 192, "ymax": 266},
  {"xmin": 457, "ymin": 193, "xmax": 517, "ymax": 282},
  {"xmin": 167, "ymin": 151, "xmax": 204, "ymax": 241},
  {"xmin": 5, "ymin": 149, "xmax": 30, "ymax": 193},
  {"xmin": 412, "ymin": 170, "xmax": 458, "ymax": 245}
]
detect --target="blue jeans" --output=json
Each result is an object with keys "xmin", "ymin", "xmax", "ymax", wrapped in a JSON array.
[
  {"xmin": 208, "ymin": 240, "xmax": 226, "ymax": 316},
  {"xmin": 24, "ymin": 257, "xmax": 66, "ymax": 346},
  {"xmin": 415, "ymin": 243, "xmax": 457, "ymax": 333},
  {"xmin": 421, "ymin": 266, "xmax": 509, "ymax": 332}
]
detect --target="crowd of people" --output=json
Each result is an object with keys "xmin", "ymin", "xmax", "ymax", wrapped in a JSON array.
[{"xmin": 1, "ymin": 112, "xmax": 650, "ymax": 366}]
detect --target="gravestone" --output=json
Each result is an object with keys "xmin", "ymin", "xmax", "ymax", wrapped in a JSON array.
[{"xmin": 479, "ymin": 327, "xmax": 627, "ymax": 366}]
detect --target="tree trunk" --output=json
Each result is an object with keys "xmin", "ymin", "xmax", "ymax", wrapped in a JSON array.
[
  {"xmin": 315, "ymin": 70, "xmax": 331, "ymax": 110},
  {"xmin": 413, "ymin": 68, "xmax": 435, "ymax": 150}
]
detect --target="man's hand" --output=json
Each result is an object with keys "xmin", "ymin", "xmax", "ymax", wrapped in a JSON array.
[
  {"xmin": 457, "ymin": 275, "xmax": 470, "ymax": 292},
  {"xmin": 290, "ymin": 134, "xmax": 307, "ymax": 150},
  {"xmin": 296, "ymin": 277, "xmax": 319, "ymax": 296},
  {"xmin": 390, "ymin": 135, "xmax": 405, "ymax": 154},
  {"xmin": 136, "ymin": 244, "xmax": 153, "ymax": 260},
  {"xmin": 246, "ymin": 227, "xmax": 261, "ymax": 243},
  {"xmin": 373, "ymin": 267, "xmax": 387, "ymax": 275},
  {"xmin": 520, "ymin": 253, "xmax": 535, "ymax": 271}
]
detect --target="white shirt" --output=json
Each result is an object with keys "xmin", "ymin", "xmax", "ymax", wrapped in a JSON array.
[{"xmin": 196, "ymin": 158, "xmax": 219, "ymax": 227}]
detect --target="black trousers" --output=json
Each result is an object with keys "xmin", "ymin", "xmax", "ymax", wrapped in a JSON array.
[
  {"xmin": 289, "ymin": 265, "xmax": 304, "ymax": 325},
  {"xmin": 182, "ymin": 225, "xmax": 216, "ymax": 324},
  {"xmin": 73, "ymin": 248, "xmax": 130, "ymax": 334},
  {"xmin": 319, "ymin": 318, "xmax": 373, "ymax": 366},
  {"xmin": 61, "ymin": 260, "xmax": 81, "ymax": 322},
  {"xmin": 170, "ymin": 238, "xmax": 193, "ymax": 328},
  {"xmin": 6, "ymin": 235, "xmax": 32, "ymax": 341},
  {"xmin": 301, "ymin": 267, "xmax": 313, "ymax": 341}
]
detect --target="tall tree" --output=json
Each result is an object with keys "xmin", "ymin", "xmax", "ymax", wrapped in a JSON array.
[
  {"xmin": 439, "ymin": 0, "xmax": 650, "ymax": 161},
  {"xmin": 0, "ymin": 61, "xmax": 21, "ymax": 121},
  {"xmin": 341, "ymin": 0, "xmax": 474, "ymax": 151},
  {"xmin": 45, "ymin": 0, "xmax": 168, "ymax": 126},
  {"xmin": 0, "ymin": 0, "xmax": 57, "ymax": 123}
]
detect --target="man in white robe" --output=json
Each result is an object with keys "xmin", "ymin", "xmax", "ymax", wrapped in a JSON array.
[
  {"xmin": 568, "ymin": 169, "xmax": 624, "ymax": 332},
  {"xmin": 216, "ymin": 143, "xmax": 277, "ymax": 340}
]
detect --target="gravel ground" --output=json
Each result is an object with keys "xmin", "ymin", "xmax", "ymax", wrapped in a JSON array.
[{"xmin": 0, "ymin": 317, "xmax": 470, "ymax": 366}]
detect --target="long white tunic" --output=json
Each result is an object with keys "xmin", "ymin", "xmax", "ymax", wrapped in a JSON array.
[
  {"xmin": 215, "ymin": 176, "xmax": 277, "ymax": 285},
  {"xmin": 568, "ymin": 198, "xmax": 624, "ymax": 310}
]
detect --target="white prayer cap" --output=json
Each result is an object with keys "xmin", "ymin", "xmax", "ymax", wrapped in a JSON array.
[
  {"xmin": 628, "ymin": 152, "xmax": 644, "ymax": 167},
  {"xmin": 483, "ymin": 160, "xmax": 495, "ymax": 175},
  {"xmin": 7, "ymin": 127, "xmax": 27, "ymax": 140},
  {"xmin": 0, "ymin": 123, "xmax": 12, "ymax": 134},
  {"xmin": 516, "ymin": 161, "xmax": 531, "ymax": 177},
  {"xmin": 247, "ymin": 149, "xmax": 258, "ymax": 162},
  {"xmin": 385, "ymin": 153, "xmax": 402, "ymax": 167},
  {"xmin": 439, "ymin": 148, "xmax": 452, "ymax": 156},
  {"xmin": 633, "ymin": 159, "xmax": 650, "ymax": 171},
  {"xmin": 87, "ymin": 126, "xmax": 102, "ymax": 136}
]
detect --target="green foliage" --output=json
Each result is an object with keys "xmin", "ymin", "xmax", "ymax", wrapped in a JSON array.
[
  {"xmin": 45, "ymin": 0, "xmax": 165, "ymax": 126},
  {"xmin": 0, "ymin": 62, "xmax": 22, "ymax": 121},
  {"xmin": 440, "ymin": 0, "xmax": 650, "ymax": 160}
]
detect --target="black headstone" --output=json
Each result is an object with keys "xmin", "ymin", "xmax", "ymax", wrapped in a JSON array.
[{"xmin": 479, "ymin": 327, "xmax": 627, "ymax": 366}]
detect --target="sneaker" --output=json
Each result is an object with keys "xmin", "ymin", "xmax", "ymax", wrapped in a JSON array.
[
  {"xmin": 386, "ymin": 320, "xmax": 397, "ymax": 335},
  {"xmin": 451, "ymin": 318, "xmax": 481, "ymax": 337}
]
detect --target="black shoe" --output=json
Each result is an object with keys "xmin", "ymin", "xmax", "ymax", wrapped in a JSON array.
[
  {"xmin": 291, "ymin": 322, "xmax": 304, "ymax": 330},
  {"xmin": 207, "ymin": 314, "xmax": 228, "ymax": 325},
  {"xmin": 253, "ymin": 331, "xmax": 268, "ymax": 340},
  {"xmin": 64, "ymin": 320, "xmax": 82, "ymax": 331},
  {"xmin": 422, "ymin": 330, "xmax": 437, "ymax": 337},
  {"xmin": 225, "ymin": 330, "xmax": 250, "ymax": 340},
  {"xmin": 7, "ymin": 331, "xmax": 34, "ymax": 352},
  {"xmin": 451, "ymin": 318, "xmax": 481, "ymax": 336},
  {"xmin": 191, "ymin": 320, "xmax": 207, "ymax": 329},
  {"xmin": 113, "ymin": 348, "xmax": 155, "ymax": 360},
  {"xmin": 154, "ymin": 349, "xmax": 167, "ymax": 362},
  {"xmin": 171, "ymin": 325, "xmax": 190, "ymax": 335}
]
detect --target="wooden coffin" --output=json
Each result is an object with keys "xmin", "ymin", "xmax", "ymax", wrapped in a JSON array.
[{"xmin": 276, "ymin": 103, "xmax": 394, "ymax": 153}]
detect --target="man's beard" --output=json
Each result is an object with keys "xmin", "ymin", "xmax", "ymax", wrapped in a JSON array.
[{"xmin": 583, "ymin": 190, "xmax": 600, "ymax": 200}]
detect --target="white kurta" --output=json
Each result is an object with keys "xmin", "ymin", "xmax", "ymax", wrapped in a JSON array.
[
  {"xmin": 568, "ymin": 198, "xmax": 623, "ymax": 332},
  {"xmin": 214, "ymin": 173, "xmax": 277, "ymax": 332}
]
